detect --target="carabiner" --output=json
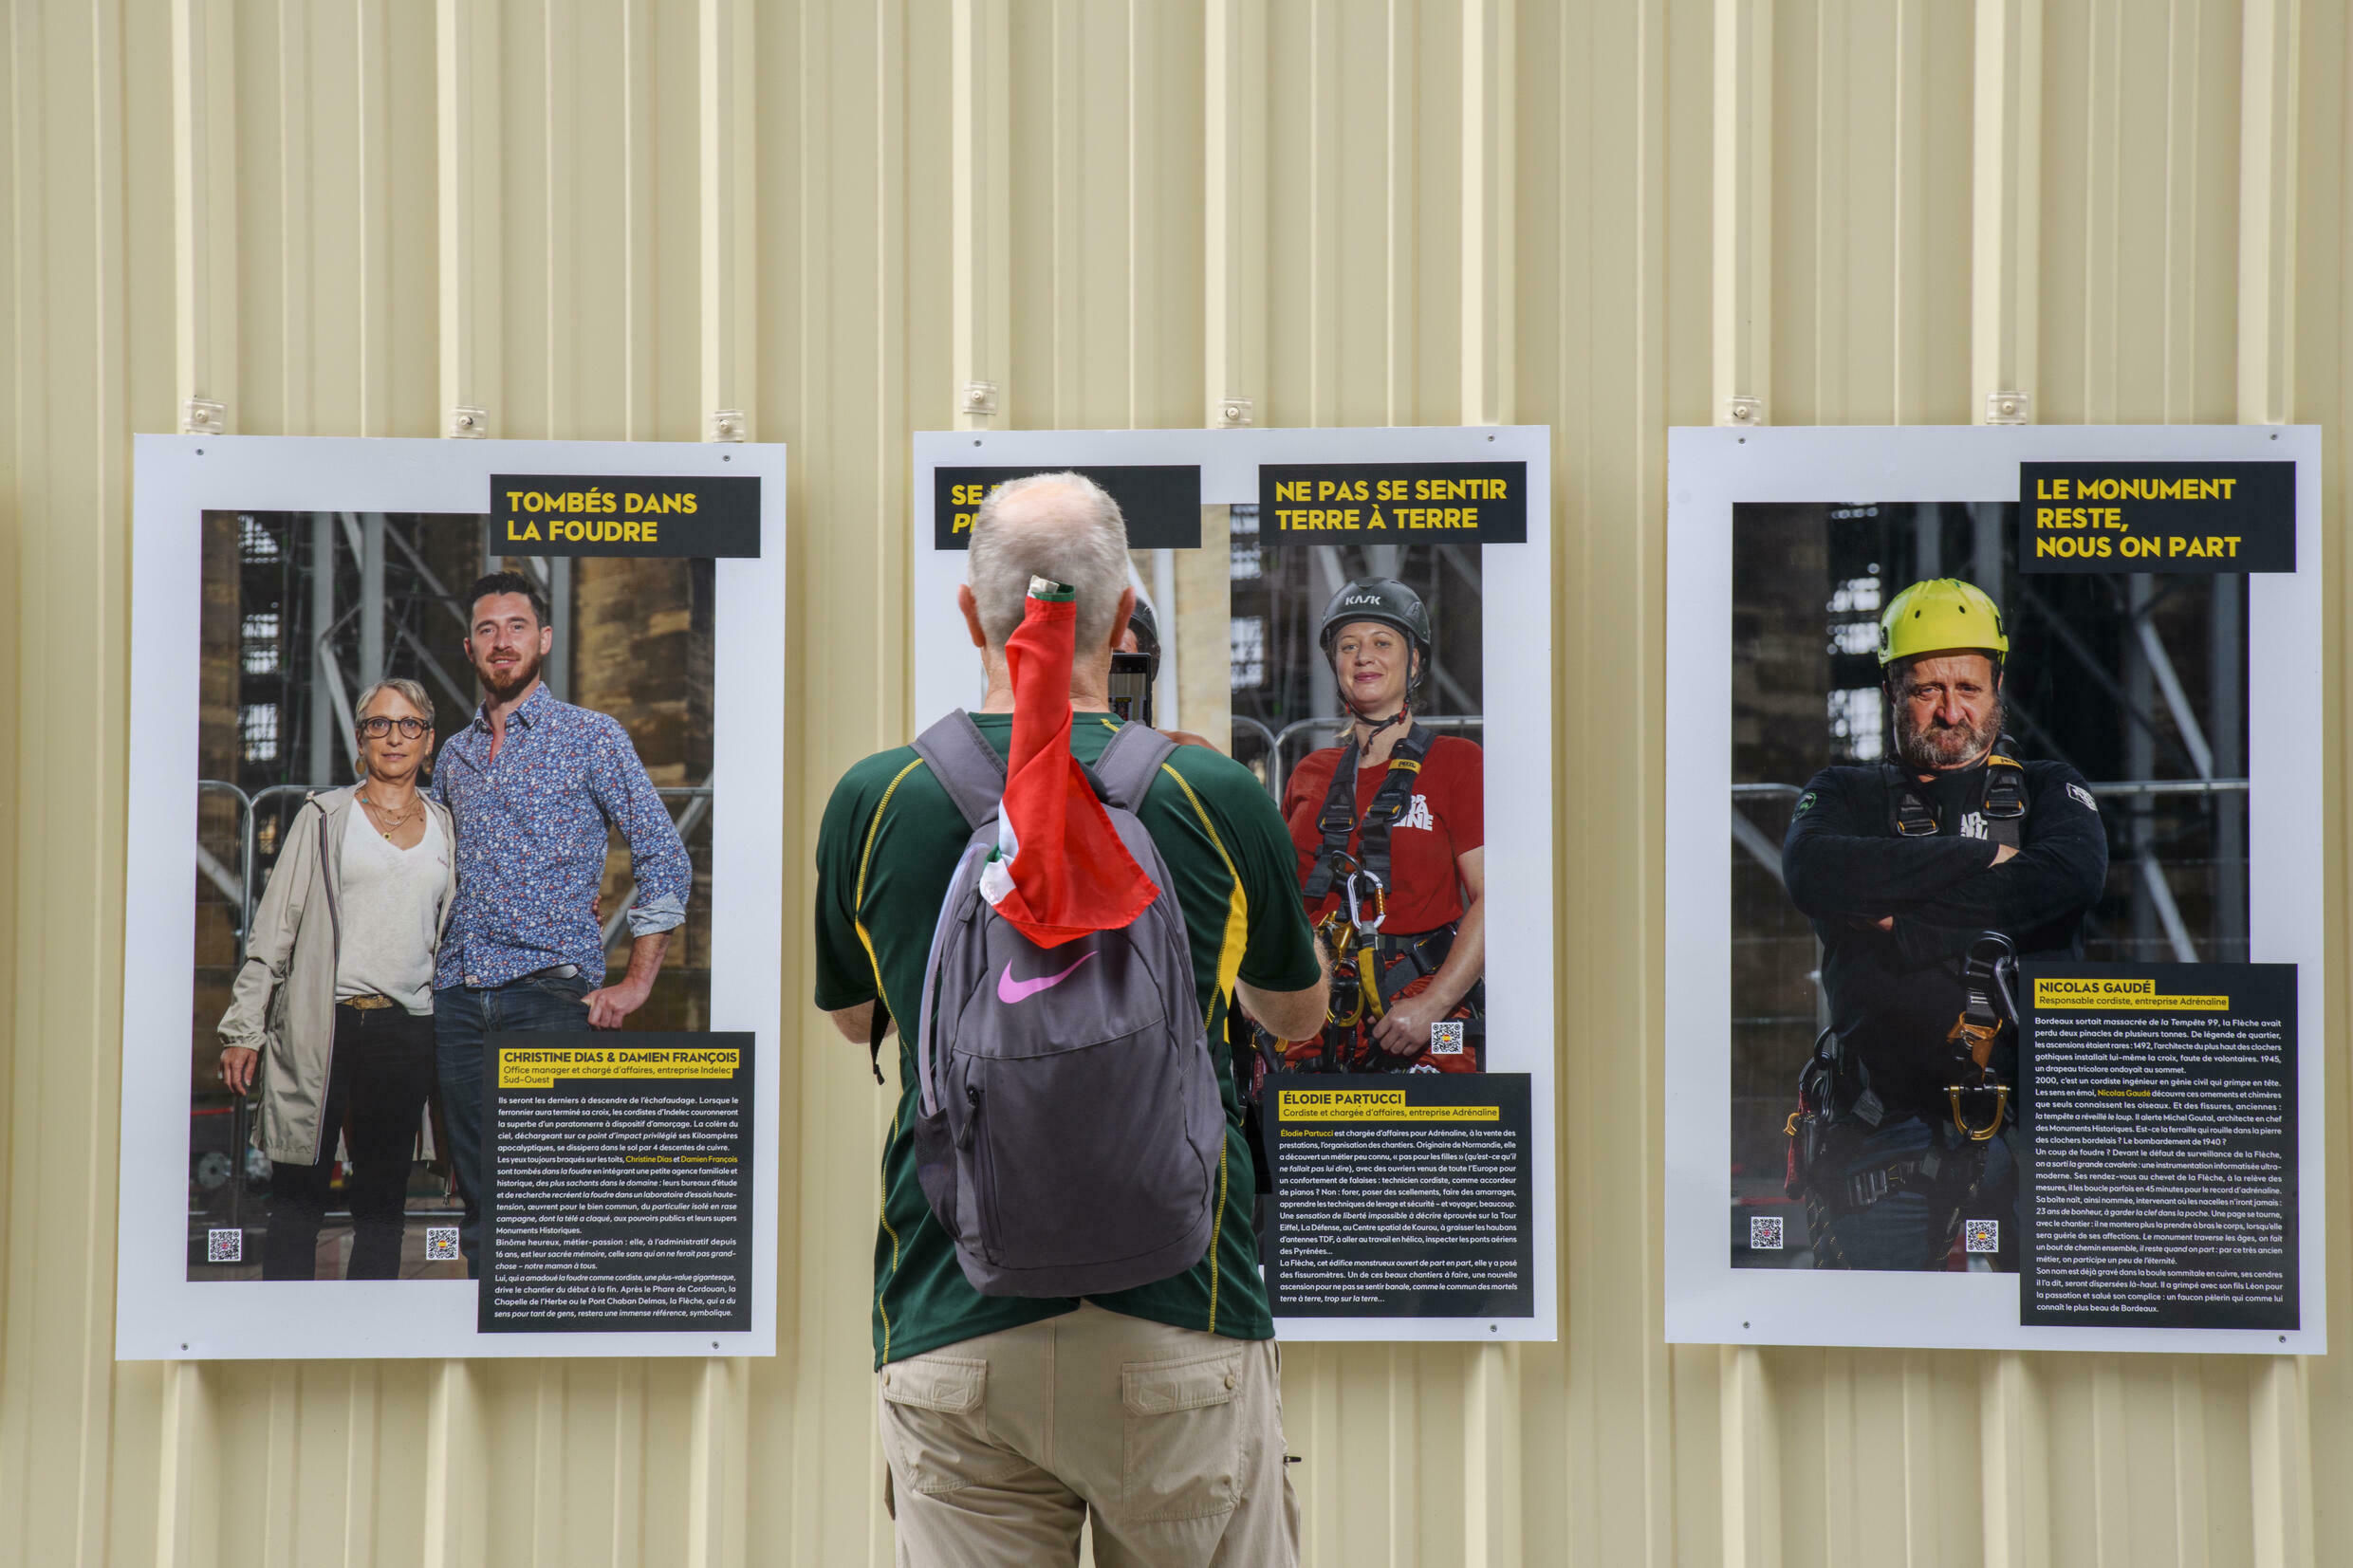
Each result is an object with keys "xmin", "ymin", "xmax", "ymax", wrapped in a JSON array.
[
  {"xmin": 1344, "ymin": 865, "xmax": 1388, "ymax": 936},
  {"xmin": 1945, "ymin": 1081, "xmax": 2010, "ymax": 1142}
]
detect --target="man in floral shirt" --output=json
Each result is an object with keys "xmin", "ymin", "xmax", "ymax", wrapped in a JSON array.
[{"xmin": 430, "ymin": 570, "xmax": 692, "ymax": 1273}]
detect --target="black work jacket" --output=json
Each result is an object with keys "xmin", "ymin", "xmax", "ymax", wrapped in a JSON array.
[{"xmin": 1780, "ymin": 754, "xmax": 2110, "ymax": 1115}]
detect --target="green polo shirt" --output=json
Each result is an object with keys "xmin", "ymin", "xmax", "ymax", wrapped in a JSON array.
[{"xmin": 814, "ymin": 712, "xmax": 1322, "ymax": 1368}]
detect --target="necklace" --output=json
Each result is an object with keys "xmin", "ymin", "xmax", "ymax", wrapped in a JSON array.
[{"xmin": 358, "ymin": 790, "xmax": 422, "ymax": 830}]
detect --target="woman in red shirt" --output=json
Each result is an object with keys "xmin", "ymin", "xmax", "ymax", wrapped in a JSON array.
[{"xmin": 1277, "ymin": 577, "xmax": 1486, "ymax": 1073}]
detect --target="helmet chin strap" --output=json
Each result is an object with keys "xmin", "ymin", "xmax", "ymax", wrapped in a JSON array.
[{"xmin": 1348, "ymin": 704, "xmax": 1411, "ymax": 745}]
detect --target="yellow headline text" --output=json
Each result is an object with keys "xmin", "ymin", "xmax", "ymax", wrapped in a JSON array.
[
  {"xmin": 498, "ymin": 1046, "xmax": 742, "ymax": 1089},
  {"xmin": 1276, "ymin": 1090, "xmax": 1497, "ymax": 1123}
]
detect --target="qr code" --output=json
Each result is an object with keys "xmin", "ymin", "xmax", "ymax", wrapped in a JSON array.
[
  {"xmin": 425, "ymin": 1227, "xmax": 461, "ymax": 1264},
  {"xmin": 206, "ymin": 1227, "xmax": 243, "ymax": 1264},
  {"xmin": 1964, "ymin": 1218, "xmax": 1999, "ymax": 1254},
  {"xmin": 1750, "ymin": 1215, "xmax": 1784, "ymax": 1251},
  {"xmin": 1428, "ymin": 1021, "xmax": 1466, "ymax": 1056}
]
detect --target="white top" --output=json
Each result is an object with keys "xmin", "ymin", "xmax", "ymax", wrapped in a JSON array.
[{"xmin": 335, "ymin": 804, "xmax": 448, "ymax": 1013}]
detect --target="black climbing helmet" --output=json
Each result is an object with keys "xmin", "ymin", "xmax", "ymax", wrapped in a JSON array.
[{"xmin": 1316, "ymin": 577, "xmax": 1432, "ymax": 663}]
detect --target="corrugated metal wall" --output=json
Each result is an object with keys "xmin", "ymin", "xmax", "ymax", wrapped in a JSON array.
[{"xmin": 2, "ymin": 1, "xmax": 2348, "ymax": 1563}]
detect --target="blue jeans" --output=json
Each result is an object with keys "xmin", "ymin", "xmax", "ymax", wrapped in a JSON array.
[{"xmin": 434, "ymin": 972, "xmax": 593, "ymax": 1275}]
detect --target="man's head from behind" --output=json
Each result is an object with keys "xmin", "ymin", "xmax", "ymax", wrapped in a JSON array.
[
  {"xmin": 1879, "ymin": 578, "xmax": 2009, "ymax": 773},
  {"xmin": 959, "ymin": 472, "xmax": 1135, "ymax": 663},
  {"xmin": 465, "ymin": 569, "xmax": 553, "ymax": 702}
]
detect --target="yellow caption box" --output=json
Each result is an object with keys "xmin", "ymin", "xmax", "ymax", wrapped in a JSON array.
[
  {"xmin": 1275, "ymin": 1089, "xmax": 1498, "ymax": 1124},
  {"xmin": 498, "ymin": 1046, "xmax": 741, "ymax": 1090},
  {"xmin": 2032, "ymin": 979, "xmax": 2229, "ymax": 1012}
]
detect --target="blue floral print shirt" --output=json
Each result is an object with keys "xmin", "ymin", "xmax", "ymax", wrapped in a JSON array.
[{"xmin": 430, "ymin": 683, "xmax": 691, "ymax": 989}]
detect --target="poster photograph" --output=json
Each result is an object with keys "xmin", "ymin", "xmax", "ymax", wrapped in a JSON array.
[
  {"xmin": 116, "ymin": 436, "xmax": 785, "ymax": 1359},
  {"xmin": 912, "ymin": 426, "xmax": 1555, "ymax": 1341},
  {"xmin": 1664, "ymin": 424, "xmax": 2325, "ymax": 1354}
]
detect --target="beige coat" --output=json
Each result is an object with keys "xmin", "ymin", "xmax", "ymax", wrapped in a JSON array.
[{"xmin": 217, "ymin": 785, "xmax": 458, "ymax": 1165}]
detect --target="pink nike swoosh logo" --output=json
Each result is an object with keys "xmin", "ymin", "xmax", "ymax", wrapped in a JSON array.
[{"xmin": 998, "ymin": 951, "xmax": 1097, "ymax": 1004}]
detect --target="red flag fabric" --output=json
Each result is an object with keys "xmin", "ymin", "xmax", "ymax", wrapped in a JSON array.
[{"xmin": 975, "ymin": 580, "xmax": 1158, "ymax": 947}]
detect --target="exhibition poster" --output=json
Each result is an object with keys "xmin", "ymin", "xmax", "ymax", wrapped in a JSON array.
[
  {"xmin": 913, "ymin": 426, "xmax": 1556, "ymax": 1342},
  {"xmin": 1663, "ymin": 425, "xmax": 2325, "ymax": 1354},
  {"xmin": 116, "ymin": 435, "xmax": 785, "ymax": 1359}
]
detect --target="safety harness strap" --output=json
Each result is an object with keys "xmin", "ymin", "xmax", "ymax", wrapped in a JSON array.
[
  {"xmin": 1881, "ymin": 746, "xmax": 2029, "ymax": 849},
  {"xmin": 1302, "ymin": 721, "xmax": 1436, "ymax": 901}
]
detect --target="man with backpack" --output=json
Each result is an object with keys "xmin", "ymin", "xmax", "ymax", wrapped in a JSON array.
[{"xmin": 814, "ymin": 471, "xmax": 1328, "ymax": 1565}]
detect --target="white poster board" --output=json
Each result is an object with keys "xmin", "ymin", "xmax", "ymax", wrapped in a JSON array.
[
  {"xmin": 913, "ymin": 425, "xmax": 1557, "ymax": 1343},
  {"xmin": 117, "ymin": 435, "xmax": 785, "ymax": 1359},
  {"xmin": 1664, "ymin": 424, "xmax": 2324, "ymax": 1354}
]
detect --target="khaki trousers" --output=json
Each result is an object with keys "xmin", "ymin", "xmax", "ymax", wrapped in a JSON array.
[{"xmin": 879, "ymin": 1303, "xmax": 1298, "ymax": 1568}]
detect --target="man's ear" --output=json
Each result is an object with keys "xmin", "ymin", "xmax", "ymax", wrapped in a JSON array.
[
  {"xmin": 956, "ymin": 583, "xmax": 988, "ymax": 650},
  {"xmin": 1110, "ymin": 586, "xmax": 1138, "ymax": 654},
  {"xmin": 536, "ymin": 623, "xmax": 554, "ymax": 655}
]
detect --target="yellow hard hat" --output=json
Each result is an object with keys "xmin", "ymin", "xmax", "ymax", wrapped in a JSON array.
[{"xmin": 1878, "ymin": 578, "xmax": 2009, "ymax": 667}]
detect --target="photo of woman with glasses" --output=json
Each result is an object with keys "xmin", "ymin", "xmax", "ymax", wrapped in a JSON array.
[{"xmin": 216, "ymin": 679, "xmax": 456, "ymax": 1280}]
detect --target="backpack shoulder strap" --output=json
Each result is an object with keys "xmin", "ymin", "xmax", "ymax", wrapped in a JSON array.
[
  {"xmin": 1091, "ymin": 720, "xmax": 1178, "ymax": 812},
  {"xmin": 909, "ymin": 711, "xmax": 1007, "ymax": 831}
]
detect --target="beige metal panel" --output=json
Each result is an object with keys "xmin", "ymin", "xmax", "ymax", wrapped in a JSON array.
[
  {"xmin": 750, "ymin": 1, "xmax": 933, "ymax": 1562},
  {"xmin": 5, "ymin": 3, "xmax": 2353, "ymax": 1565},
  {"xmin": 1004, "ymin": 1, "xmax": 1198, "ymax": 430},
  {"xmin": 436, "ymin": 0, "xmax": 501, "ymax": 435},
  {"xmin": 0, "ymin": 1, "xmax": 145, "ymax": 1563},
  {"xmin": 2288, "ymin": 0, "xmax": 2353, "ymax": 1538},
  {"xmin": 1263, "ymin": 0, "xmax": 1467, "ymax": 429},
  {"xmin": 1510, "ymin": 0, "xmax": 1696, "ymax": 1562},
  {"xmin": 1769, "ymin": 0, "xmax": 1972, "ymax": 426},
  {"xmin": 950, "ymin": 0, "xmax": 1011, "ymax": 430},
  {"xmin": 2036, "ymin": 0, "xmax": 2238, "ymax": 426},
  {"xmin": 174, "ymin": 0, "xmax": 239, "ymax": 434},
  {"xmin": 1714, "ymin": 0, "xmax": 1773, "ymax": 428},
  {"xmin": 1204, "ymin": 0, "xmax": 1269, "ymax": 427},
  {"xmin": 702, "ymin": 0, "xmax": 758, "ymax": 444},
  {"xmin": 1972, "ymin": 0, "xmax": 2041, "ymax": 425}
]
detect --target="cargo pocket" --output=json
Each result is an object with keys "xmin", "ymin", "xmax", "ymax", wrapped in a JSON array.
[
  {"xmin": 1120, "ymin": 1349, "xmax": 1245, "ymax": 1523},
  {"xmin": 878, "ymin": 1356, "xmax": 1002, "ymax": 1495}
]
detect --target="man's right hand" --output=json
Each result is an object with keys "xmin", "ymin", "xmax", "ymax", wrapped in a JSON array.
[
  {"xmin": 1991, "ymin": 842, "xmax": 2019, "ymax": 866},
  {"xmin": 220, "ymin": 1046, "xmax": 259, "ymax": 1097}
]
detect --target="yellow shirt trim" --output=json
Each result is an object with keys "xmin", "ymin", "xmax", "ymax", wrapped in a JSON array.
[
  {"xmin": 855, "ymin": 758, "xmax": 927, "ymax": 1018},
  {"xmin": 1155, "ymin": 760, "xmax": 1250, "ymax": 1027}
]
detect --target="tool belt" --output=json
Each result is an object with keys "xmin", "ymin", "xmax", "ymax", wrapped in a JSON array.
[
  {"xmin": 1260, "ymin": 917, "xmax": 1483, "ymax": 1079},
  {"xmin": 1785, "ymin": 933, "xmax": 2021, "ymax": 1208}
]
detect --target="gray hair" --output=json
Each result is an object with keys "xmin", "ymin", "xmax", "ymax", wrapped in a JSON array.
[
  {"xmin": 355, "ymin": 677, "xmax": 435, "ymax": 728},
  {"xmin": 966, "ymin": 472, "xmax": 1131, "ymax": 650},
  {"xmin": 351, "ymin": 677, "xmax": 435, "ymax": 779}
]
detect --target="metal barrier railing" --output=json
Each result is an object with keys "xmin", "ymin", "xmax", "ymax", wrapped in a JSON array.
[
  {"xmin": 192, "ymin": 778, "xmax": 713, "ymax": 1231},
  {"xmin": 1733, "ymin": 778, "xmax": 2253, "ymax": 802},
  {"xmin": 1230, "ymin": 715, "xmax": 1278, "ymax": 773},
  {"xmin": 1251, "ymin": 713, "xmax": 1486, "ymax": 800}
]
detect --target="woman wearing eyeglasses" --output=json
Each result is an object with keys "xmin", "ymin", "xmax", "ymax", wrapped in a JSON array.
[{"xmin": 217, "ymin": 678, "xmax": 457, "ymax": 1280}]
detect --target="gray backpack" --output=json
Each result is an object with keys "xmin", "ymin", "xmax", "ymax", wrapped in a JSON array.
[{"xmin": 907, "ymin": 712, "xmax": 1226, "ymax": 1298}]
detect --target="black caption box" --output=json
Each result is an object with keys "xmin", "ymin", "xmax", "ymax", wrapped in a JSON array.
[
  {"xmin": 492, "ymin": 473, "xmax": 761, "ymax": 558},
  {"xmin": 933, "ymin": 465, "xmax": 1201, "ymax": 550},
  {"xmin": 2018, "ymin": 963, "xmax": 2297, "ymax": 1332},
  {"xmin": 1262, "ymin": 1072, "xmax": 1533, "ymax": 1319},
  {"xmin": 482, "ymin": 1032, "xmax": 755, "ymax": 1335},
  {"xmin": 1257, "ymin": 461, "xmax": 1527, "ymax": 546},
  {"xmin": 2018, "ymin": 461, "xmax": 2293, "ymax": 574}
]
